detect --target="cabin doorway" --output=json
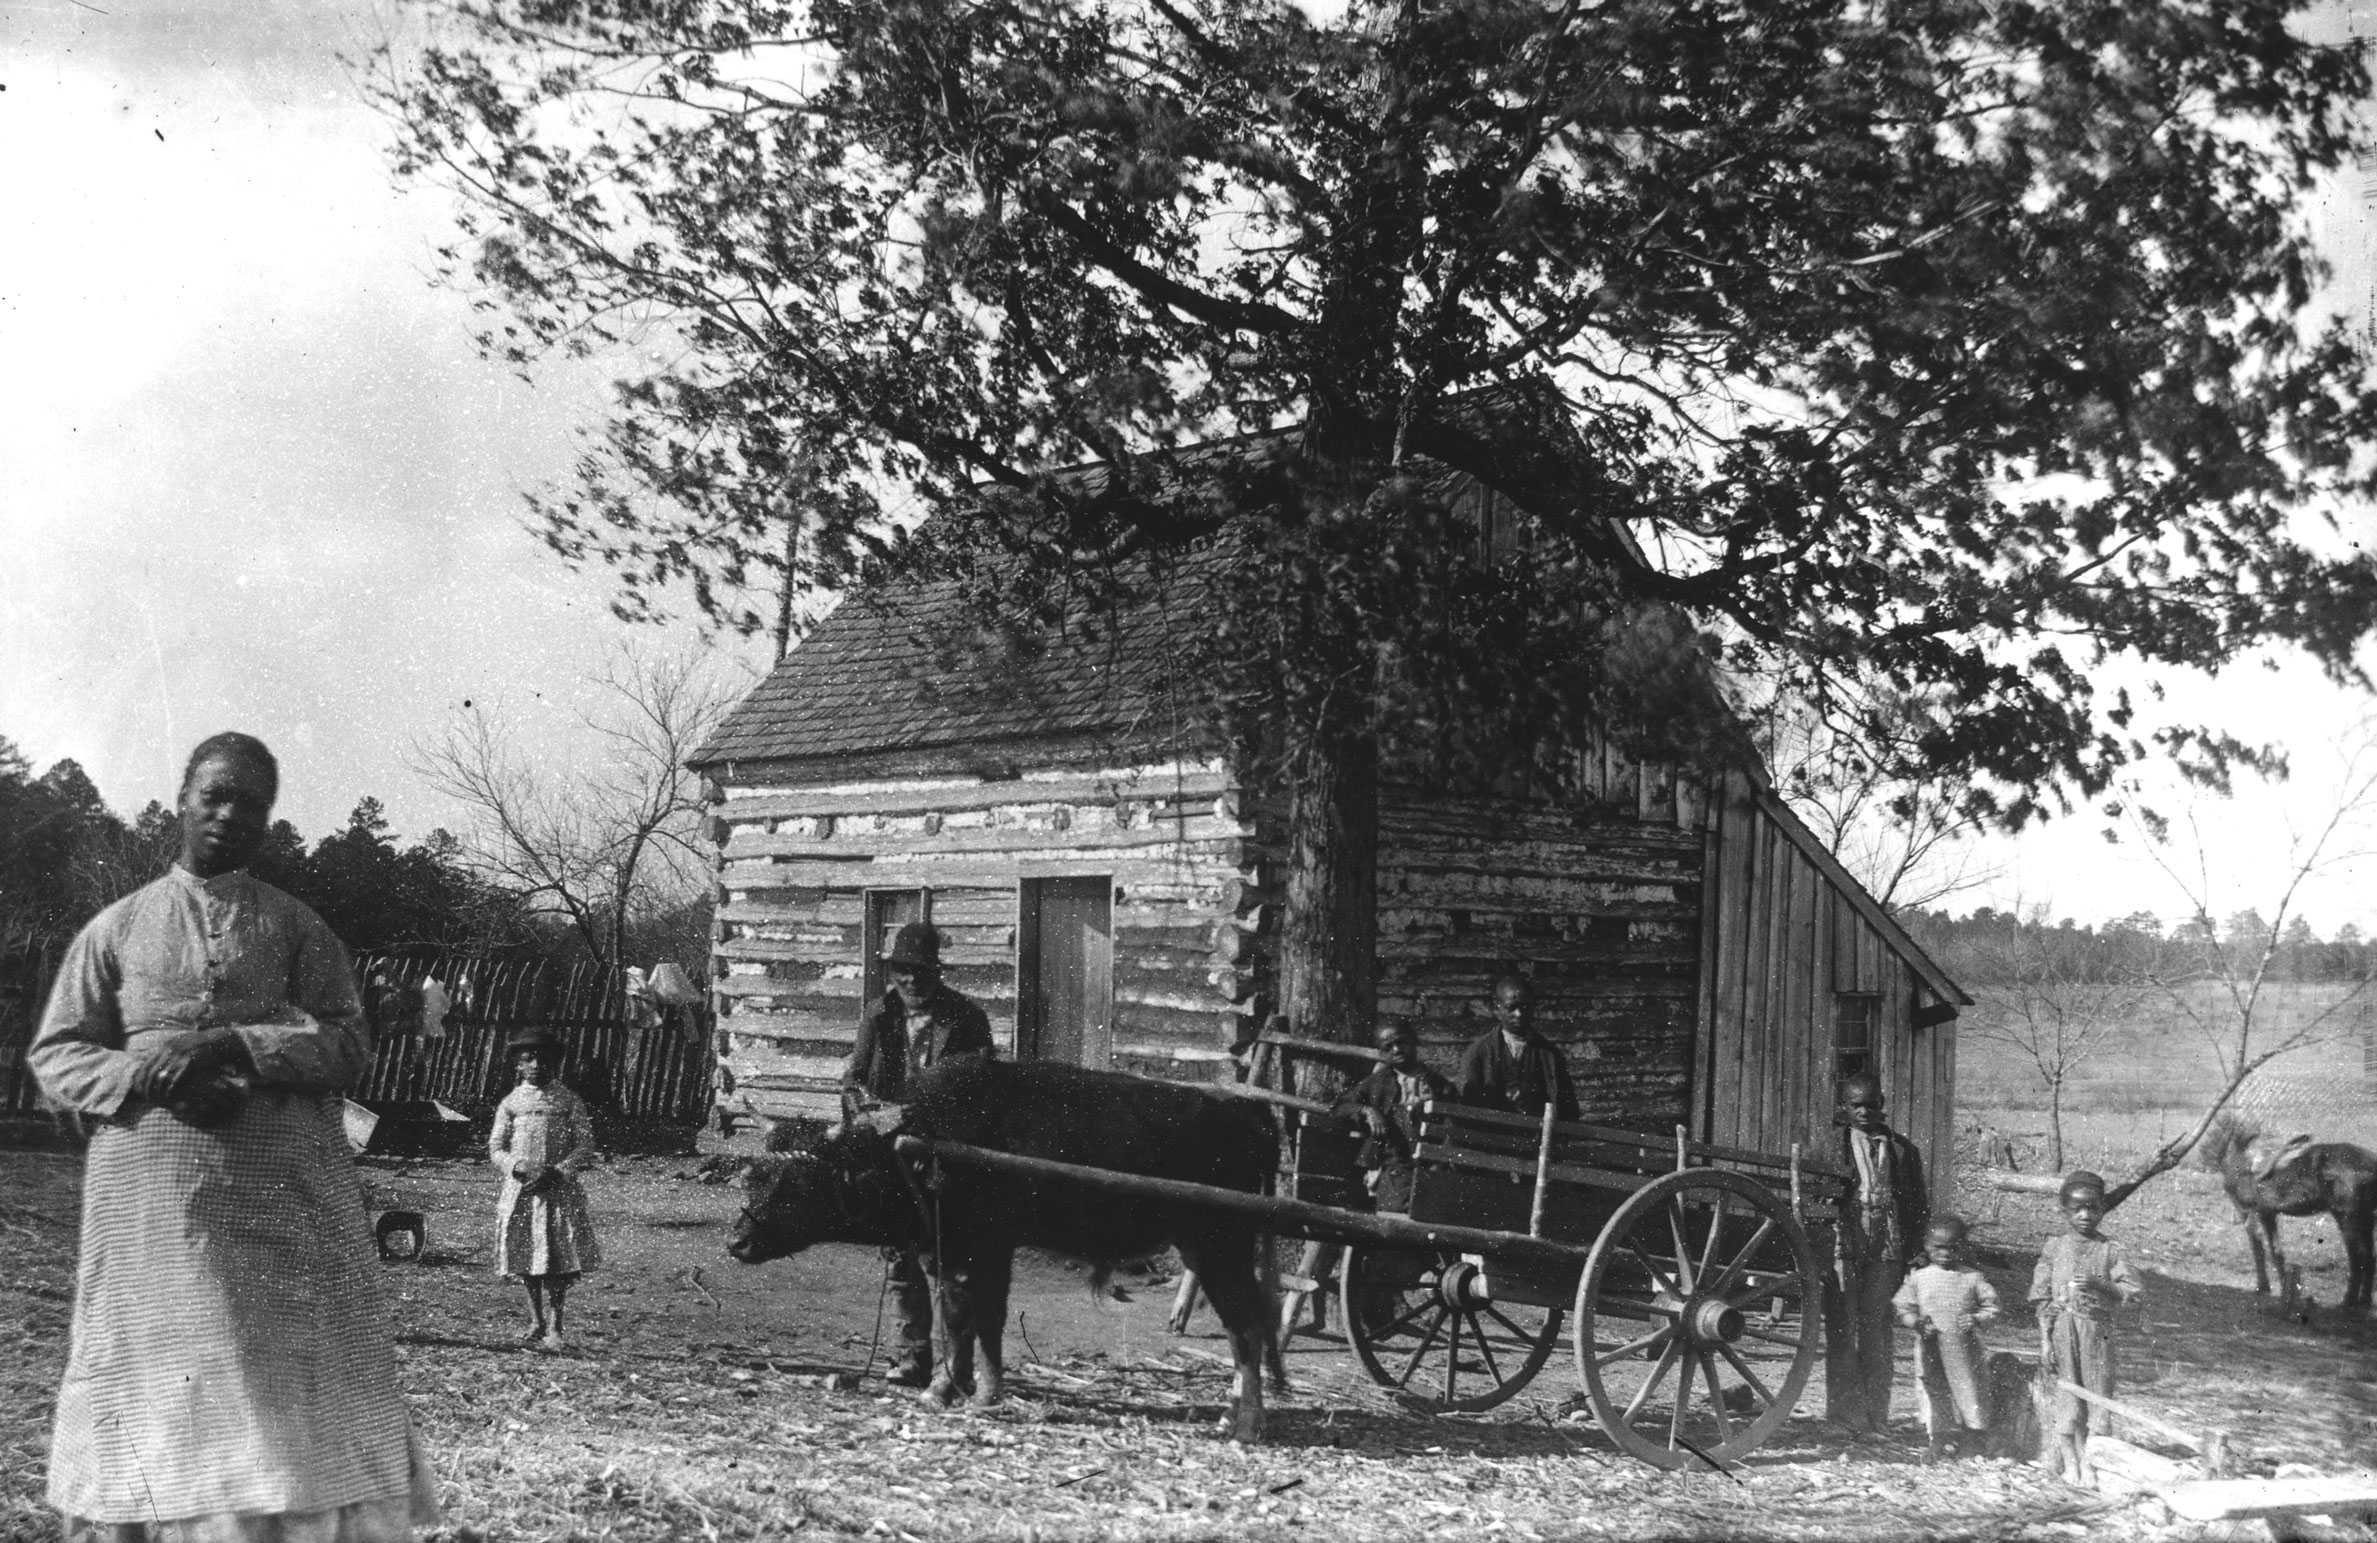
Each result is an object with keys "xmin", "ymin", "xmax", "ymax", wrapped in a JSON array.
[{"xmin": 1017, "ymin": 876, "xmax": 1112, "ymax": 1068}]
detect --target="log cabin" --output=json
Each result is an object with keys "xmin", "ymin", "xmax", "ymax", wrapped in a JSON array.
[{"xmin": 687, "ymin": 441, "xmax": 1970, "ymax": 1192}]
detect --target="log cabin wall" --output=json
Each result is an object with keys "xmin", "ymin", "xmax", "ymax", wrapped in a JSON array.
[
  {"xmin": 708, "ymin": 754, "xmax": 1259, "ymax": 1122},
  {"xmin": 1693, "ymin": 769, "xmax": 1962, "ymax": 1202},
  {"xmin": 1373, "ymin": 776, "xmax": 1709, "ymax": 1132}
]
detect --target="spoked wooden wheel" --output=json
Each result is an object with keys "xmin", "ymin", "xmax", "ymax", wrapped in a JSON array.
[
  {"xmin": 1573, "ymin": 1169, "xmax": 1821, "ymax": 1470},
  {"xmin": 1341, "ymin": 1245, "xmax": 1563, "ymax": 1412}
]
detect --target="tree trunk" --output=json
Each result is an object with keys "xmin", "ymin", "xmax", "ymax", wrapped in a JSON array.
[
  {"xmin": 2047, "ymin": 1085, "xmax": 2065, "ymax": 1174},
  {"xmin": 1275, "ymin": 701, "xmax": 1379, "ymax": 1104}
]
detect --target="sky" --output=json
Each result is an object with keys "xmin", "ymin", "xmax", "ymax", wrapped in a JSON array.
[{"xmin": 4, "ymin": 0, "xmax": 2377, "ymax": 939}]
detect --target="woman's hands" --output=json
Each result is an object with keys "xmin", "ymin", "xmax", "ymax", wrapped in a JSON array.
[
  {"xmin": 134, "ymin": 1029, "xmax": 253, "ymax": 1129},
  {"xmin": 134, "ymin": 1028, "xmax": 247, "ymax": 1104},
  {"xmin": 511, "ymin": 1158, "xmax": 548, "ymax": 1191}
]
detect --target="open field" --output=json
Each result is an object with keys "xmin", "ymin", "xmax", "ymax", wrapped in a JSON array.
[
  {"xmin": 3, "ymin": 1116, "xmax": 2373, "ymax": 1543},
  {"xmin": 1956, "ymin": 980, "xmax": 2376, "ymax": 1132}
]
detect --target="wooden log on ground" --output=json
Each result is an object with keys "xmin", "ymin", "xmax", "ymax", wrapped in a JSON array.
[
  {"xmin": 1980, "ymin": 1168, "xmax": 2069, "ymax": 1196},
  {"xmin": 2160, "ymin": 1474, "xmax": 2377, "ymax": 1524},
  {"xmin": 2086, "ymin": 1436, "xmax": 2193, "ymax": 1499},
  {"xmin": 2056, "ymin": 1380, "xmax": 2230, "ymax": 1474}
]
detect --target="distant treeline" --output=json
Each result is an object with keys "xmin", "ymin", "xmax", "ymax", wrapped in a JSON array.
[{"xmin": 1902, "ymin": 905, "xmax": 2374, "ymax": 987}]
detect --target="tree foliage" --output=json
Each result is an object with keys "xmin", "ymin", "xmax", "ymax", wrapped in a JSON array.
[{"xmin": 374, "ymin": 0, "xmax": 2377, "ymax": 1040}]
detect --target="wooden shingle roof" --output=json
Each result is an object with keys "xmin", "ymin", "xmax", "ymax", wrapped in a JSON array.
[{"xmin": 688, "ymin": 565, "xmax": 1217, "ymax": 771}]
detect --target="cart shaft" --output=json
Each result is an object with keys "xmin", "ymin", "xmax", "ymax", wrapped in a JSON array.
[{"xmin": 891, "ymin": 1135, "xmax": 1586, "ymax": 1269}]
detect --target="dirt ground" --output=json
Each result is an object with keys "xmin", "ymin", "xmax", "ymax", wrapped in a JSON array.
[{"xmin": 1, "ymin": 1131, "xmax": 2372, "ymax": 1543}]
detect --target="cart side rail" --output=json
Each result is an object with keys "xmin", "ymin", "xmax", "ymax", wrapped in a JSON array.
[{"xmin": 1405, "ymin": 1103, "xmax": 1847, "ymax": 1243}]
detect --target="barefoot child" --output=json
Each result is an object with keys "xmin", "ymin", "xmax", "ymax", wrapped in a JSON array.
[
  {"xmin": 2029, "ymin": 1171, "xmax": 2141, "ymax": 1484},
  {"xmin": 490, "ymin": 1027, "xmax": 601, "ymax": 1350},
  {"xmin": 1893, "ymin": 1214, "xmax": 2001, "ymax": 1459}
]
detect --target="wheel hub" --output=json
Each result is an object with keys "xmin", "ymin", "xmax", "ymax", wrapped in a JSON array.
[
  {"xmin": 1682, "ymin": 1296, "xmax": 1745, "ymax": 1346},
  {"xmin": 1434, "ymin": 1257, "xmax": 1488, "ymax": 1309}
]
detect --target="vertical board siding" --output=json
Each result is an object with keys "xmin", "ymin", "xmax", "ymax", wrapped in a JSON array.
[
  {"xmin": 1694, "ymin": 772, "xmax": 1963, "ymax": 1200},
  {"xmin": 710, "ymin": 764, "xmax": 1248, "ymax": 1121}
]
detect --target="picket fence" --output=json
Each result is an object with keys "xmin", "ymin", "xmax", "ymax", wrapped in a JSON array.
[{"xmin": 0, "ymin": 940, "xmax": 713, "ymax": 1126}]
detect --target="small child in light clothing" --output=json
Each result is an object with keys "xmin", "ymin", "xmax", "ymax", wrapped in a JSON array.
[
  {"xmin": 2029, "ymin": 1170, "xmax": 2142, "ymax": 1484},
  {"xmin": 490, "ymin": 1026, "xmax": 602, "ymax": 1351},
  {"xmin": 1893, "ymin": 1213, "xmax": 2001, "ymax": 1459}
]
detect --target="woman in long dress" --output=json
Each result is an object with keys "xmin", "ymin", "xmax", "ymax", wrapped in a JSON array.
[{"xmin": 30, "ymin": 732, "xmax": 438, "ymax": 1542}]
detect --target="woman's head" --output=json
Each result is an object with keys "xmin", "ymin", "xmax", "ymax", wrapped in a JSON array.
[{"xmin": 178, "ymin": 733, "xmax": 279, "ymax": 877}]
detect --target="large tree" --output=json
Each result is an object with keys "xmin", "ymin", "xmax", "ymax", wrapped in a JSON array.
[{"xmin": 374, "ymin": 0, "xmax": 2377, "ymax": 1046}]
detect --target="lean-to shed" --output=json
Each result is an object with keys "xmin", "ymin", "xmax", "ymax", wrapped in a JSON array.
[{"xmin": 688, "ymin": 460, "xmax": 1970, "ymax": 1191}]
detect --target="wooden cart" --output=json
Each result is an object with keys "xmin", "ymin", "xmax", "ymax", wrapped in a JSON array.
[{"xmin": 893, "ymin": 1102, "xmax": 1846, "ymax": 1471}]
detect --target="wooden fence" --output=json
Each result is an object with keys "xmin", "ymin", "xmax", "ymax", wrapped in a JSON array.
[
  {"xmin": 0, "ymin": 943, "xmax": 713, "ymax": 1126},
  {"xmin": 351, "ymin": 952, "xmax": 712, "ymax": 1123}
]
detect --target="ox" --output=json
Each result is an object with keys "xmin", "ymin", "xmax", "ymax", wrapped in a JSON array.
[{"xmin": 728, "ymin": 1055, "xmax": 1287, "ymax": 1441}]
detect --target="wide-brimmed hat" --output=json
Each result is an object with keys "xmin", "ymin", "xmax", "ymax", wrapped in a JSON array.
[
  {"xmin": 880, "ymin": 922, "xmax": 942, "ymax": 970},
  {"xmin": 506, "ymin": 1026, "xmax": 563, "ymax": 1058}
]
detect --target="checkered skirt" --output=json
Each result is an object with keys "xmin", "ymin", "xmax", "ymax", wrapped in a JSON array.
[{"xmin": 51, "ymin": 1092, "xmax": 434, "ymax": 1528}]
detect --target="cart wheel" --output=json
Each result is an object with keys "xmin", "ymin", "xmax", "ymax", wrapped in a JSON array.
[
  {"xmin": 1573, "ymin": 1168, "xmax": 1820, "ymax": 1470},
  {"xmin": 1341, "ymin": 1245, "xmax": 1563, "ymax": 1412}
]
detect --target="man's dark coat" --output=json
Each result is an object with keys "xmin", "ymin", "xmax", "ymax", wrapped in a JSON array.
[
  {"xmin": 843, "ymin": 985, "xmax": 996, "ymax": 1103},
  {"xmin": 1454, "ymin": 1031, "xmax": 1580, "ymax": 1122}
]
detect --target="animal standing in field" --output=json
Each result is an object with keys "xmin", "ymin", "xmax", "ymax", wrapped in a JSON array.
[
  {"xmin": 2200, "ymin": 1114, "xmax": 2377, "ymax": 1312},
  {"xmin": 728, "ymin": 1056, "xmax": 1288, "ymax": 1441}
]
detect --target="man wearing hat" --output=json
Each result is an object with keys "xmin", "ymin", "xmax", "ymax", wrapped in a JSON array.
[{"xmin": 842, "ymin": 921, "xmax": 996, "ymax": 1386}]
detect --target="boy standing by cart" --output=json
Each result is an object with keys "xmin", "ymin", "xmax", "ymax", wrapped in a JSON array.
[{"xmin": 1827, "ymin": 1072, "xmax": 1928, "ymax": 1437}]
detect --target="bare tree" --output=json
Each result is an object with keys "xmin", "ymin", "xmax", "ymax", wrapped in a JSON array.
[
  {"xmin": 1962, "ymin": 912, "xmax": 2164, "ymax": 1172},
  {"xmin": 412, "ymin": 643, "xmax": 750, "ymax": 971},
  {"xmin": 1756, "ymin": 689, "xmax": 1997, "ymax": 915},
  {"xmin": 2096, "ymin": 725, "xmax": 2377, "ymax": 1211}
]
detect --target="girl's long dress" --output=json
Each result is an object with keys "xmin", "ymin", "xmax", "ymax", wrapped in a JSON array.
[
  {"xmin": 2029, "ymin": 1232, "xmax": 2142, "ymax": 1438},
  {"xmin": 489, "ymin": 1082, "xmax": 601, "ymax": 1276},
  {"xmin": 29, "ymin": 866, "xmax": 438, "ymax": 1540}
]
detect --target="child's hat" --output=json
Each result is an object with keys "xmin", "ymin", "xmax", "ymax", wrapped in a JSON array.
[
  {"xmin": 506, "ymin": 1026, "xmax": 563, "ymax": 1057},
  {"xmin": 2057, "ymin": 1169, "xmax": 2107, "ymax": 1204}
]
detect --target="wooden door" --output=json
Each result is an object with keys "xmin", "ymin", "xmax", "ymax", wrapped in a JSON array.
[{"xmin": 1016, "ymin": 877, "xmax": 1112, "ymax": 1068}]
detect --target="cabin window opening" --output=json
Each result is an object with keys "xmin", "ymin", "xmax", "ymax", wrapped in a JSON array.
[{"xmin": 1834, "ymin": 992, "xmax": 1878, "ymax": 1082}]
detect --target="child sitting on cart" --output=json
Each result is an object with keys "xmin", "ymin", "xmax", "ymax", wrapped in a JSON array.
[{"xmin": 1893, "ymin": 1214, "xmax": 2001, "ymax": 1459}]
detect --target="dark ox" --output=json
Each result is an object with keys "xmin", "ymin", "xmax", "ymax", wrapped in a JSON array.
[{"xmin": 728, "ymin": 1055, "xmax": 1287, "ymax": 1440}]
